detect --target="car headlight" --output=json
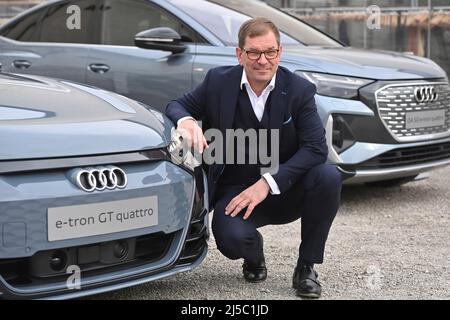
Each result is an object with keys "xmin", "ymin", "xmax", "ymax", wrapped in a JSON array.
[{"xmin": 296, "ymin": 71, "xmax": 374, "ymax": 99}]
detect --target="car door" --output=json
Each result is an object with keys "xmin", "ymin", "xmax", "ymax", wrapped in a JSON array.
[
  {"xmin": 0, "ymin": 0, "xmax": 99, "ymax": 84},
  {"xmin": 86, "ymin": 0, "xmax": 202, "ymax": 112}
]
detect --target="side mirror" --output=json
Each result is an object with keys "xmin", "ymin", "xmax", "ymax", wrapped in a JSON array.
[{"xmin": 134, "ymin": 27, "xmax": 187, "ymax": 54}]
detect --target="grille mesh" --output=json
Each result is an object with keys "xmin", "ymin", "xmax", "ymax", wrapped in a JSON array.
[{"xmin": 376, "ymin": 83, "xmax": 450, "ymax": 141}]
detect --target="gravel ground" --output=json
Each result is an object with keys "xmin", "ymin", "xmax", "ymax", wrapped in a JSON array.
[{"xmin": 90, "ymin": 166, "xmax": 450, "ymax": 300}]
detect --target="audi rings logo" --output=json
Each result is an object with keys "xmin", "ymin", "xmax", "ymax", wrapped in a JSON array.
[
  {"xmin": 414, "ymin": 86, "xmax": 438, "ymax": 103},
  {"xmin": 71, "ymin": 166, "xmax": 127, "ymax": 192}
]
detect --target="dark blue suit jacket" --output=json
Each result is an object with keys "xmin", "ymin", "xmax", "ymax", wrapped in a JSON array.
[{"xmin": 166, "ymin": 65, "xmax": 328, "ymax": 203}]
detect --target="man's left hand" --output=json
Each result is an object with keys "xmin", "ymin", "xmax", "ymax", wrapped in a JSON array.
[{"xmin": 225, "ymin": 178, "xmax": 271, "ymax": 220}]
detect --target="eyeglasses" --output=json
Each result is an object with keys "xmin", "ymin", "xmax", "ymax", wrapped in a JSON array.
[{"xmin": 243, "ymin": 48, "xmax": 280, "ymax": 61}]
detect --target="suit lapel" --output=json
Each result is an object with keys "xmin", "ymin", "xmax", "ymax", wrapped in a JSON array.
[
  {"xmin": 219, "ymin": 66, "xmax": 242, "ymax": 133},
  {"xmin": 269, "ymin": 68, "xmax": 289, "ymax": 130}
]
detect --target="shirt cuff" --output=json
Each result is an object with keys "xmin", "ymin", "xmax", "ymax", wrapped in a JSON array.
[
  {"xmin": 262, "ymin": 173, "xmax": 281, "ymax": 195},
  {"xmin": 177, "ymin": 116, "xmax": 196, "ymax": 127}
]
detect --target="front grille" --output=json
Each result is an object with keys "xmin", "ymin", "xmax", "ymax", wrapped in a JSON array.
[
  {"xmin": 376, "ymin": 82, "xmax": 450, "ymax": 141},
  {"xmin": 177, "ymin": 208, "xmax": 208, "ymax": 266},
  {"xmin": 348, "ymin": 141, "xmax": 450, "ymax": 169}
]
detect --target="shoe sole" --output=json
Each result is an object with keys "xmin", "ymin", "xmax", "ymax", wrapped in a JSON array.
[
  {"xmin": 244, "ymin": 275, "xmax": 267, "ymax": 283},
  {"xmin": 244, "ymin": 278, "xmax": 267, "ymax": 283},
  {"xmin": 296, "ymin": 291, "xmax": 321, "ymax": 299}
]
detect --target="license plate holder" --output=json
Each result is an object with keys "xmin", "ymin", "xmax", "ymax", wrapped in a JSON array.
[
  {"xmin": 405, "ymin": 109, "xmax": 446, "ymax": 129},
  {"xmin": 47, "ymin": 196, "xmax": 158, "ymax": 242}
]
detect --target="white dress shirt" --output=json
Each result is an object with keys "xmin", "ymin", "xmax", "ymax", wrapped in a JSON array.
[{"xmin": 240, "ymin": 71, "xmax": 281, "ymax": 195}]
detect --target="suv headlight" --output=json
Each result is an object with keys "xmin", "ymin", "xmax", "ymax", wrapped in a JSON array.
[{"xmin": 296, "ymin": 71, "xmax": 374, "ymax": 99}]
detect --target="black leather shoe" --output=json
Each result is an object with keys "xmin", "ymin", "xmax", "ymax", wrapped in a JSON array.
[
  {"xmin": 242, "ymin": 258, "xmax": 267, "ymax": 283},
  {"xmin": 242, "ymin": 232, "xmax": 267, "ymax": 283},
  {"xmin": 292, "ymin": 264, "xmax": 322, "ymax": 298}
]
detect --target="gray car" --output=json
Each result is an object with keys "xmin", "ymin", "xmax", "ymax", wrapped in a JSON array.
[
  {"xmin": 0, "ymin": 0, "xmax": 450, "ymax": 186},
  {"xmin": 0, "ymin": 71, "xmax": 208, "ymax": 299}
]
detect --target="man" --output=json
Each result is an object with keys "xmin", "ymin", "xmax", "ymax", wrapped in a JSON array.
[{"xmin": 166, "ymin": 17, "xmax": 342, "ymax": 298}]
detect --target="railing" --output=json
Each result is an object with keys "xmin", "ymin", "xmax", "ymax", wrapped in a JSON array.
[
  {"xmin": 281, "ymin": 4, "xmax": 450, "ymax": 57},
  {"xmin": 277, "ymin": 2, "xmax": 450, "ymax": 77},
  {"xmin": 282, "ymin": 6, "xmax": 450, "ymax": 14}
]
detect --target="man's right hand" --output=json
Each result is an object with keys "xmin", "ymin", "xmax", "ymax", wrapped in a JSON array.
[{"xmin": 177, "ymin": 118, "xmax": 208, "ymax": 154}]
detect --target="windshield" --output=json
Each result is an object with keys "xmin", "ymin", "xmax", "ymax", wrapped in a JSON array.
[{"xmin": 169, "ymin": 0, "xmax": 341, "ymax": 47}]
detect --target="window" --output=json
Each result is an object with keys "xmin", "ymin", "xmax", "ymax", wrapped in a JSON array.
[
  {"xmin": 169, "ymin": 0, "xmax": 342, "ymax": 47},
  {"xmin": 1, "ymin": 8, "xmax": 44, "ymax": 41},
  {"xmin": 38, "ymin": 0, "xmax": 98, "ymax": 43},
  {"xmin": 100, "ymin": 0, "xmax": 203, "ymax": 46},
  {"xmin": 169, "ymin": 0, "xmax": 300, "ymax": 46}
]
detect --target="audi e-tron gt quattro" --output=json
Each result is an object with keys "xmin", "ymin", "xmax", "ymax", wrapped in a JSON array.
[{"xmin": 0, "ymin": 71, "xmax": 208, "ymax": 299}]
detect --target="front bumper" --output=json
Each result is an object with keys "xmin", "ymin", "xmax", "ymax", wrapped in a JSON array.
[
  {"xmin": 340, "ymin": 157, "xmax": 450, "ymax": 183},
  {"xmin": 0, "ymin": 152, "xmax": 208, "ymax": 299},
  {"xmin": 336, "ymin": 137, "xmax": 450, "ymax": 184}
]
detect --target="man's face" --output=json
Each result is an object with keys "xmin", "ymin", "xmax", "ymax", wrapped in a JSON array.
[{"xmin": 236, "ymin": 31, "xmax": 282, "ymax": 87}]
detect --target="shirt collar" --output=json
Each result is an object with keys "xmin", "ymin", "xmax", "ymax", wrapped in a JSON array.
[{"xmin": 240, "ymin": 69, "xmax": 276, "ymax": 93}]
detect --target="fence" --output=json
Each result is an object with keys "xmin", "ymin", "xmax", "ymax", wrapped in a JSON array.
[
  {"xmin": 280, "ymin": 4, "xmax": 450, "ymax": 77},
  {"xmin": 0, "ymin": 0, "xmax": 41, "ymax": 19}
]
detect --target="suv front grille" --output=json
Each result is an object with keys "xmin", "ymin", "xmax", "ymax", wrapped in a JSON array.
[{"xmin": 376, "ymin": 82, "xmax": 450, "ymax": 141}]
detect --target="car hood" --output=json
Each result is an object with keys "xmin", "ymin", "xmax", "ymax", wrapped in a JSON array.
[
  {"xmin": 0, "ymin": 73, "xmax": 171, "ymax": 160},
  {"xmin": 282, "ymin": 46, "xmax": 447, "ymax": 80}
]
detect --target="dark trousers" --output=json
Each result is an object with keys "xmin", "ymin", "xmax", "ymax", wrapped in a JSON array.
[{"xmin": 211, "ymin": 164, "xmax": 342, "ymax": 266}]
